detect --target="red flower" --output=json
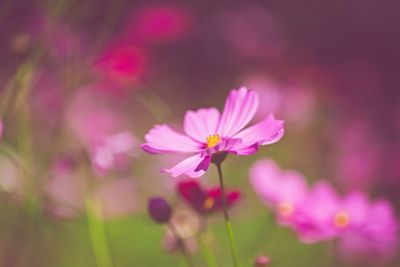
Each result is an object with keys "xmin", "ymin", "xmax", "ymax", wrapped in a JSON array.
[{"xmin": 177, "ymin": 180, "xmax": 240, "ymax": 215}]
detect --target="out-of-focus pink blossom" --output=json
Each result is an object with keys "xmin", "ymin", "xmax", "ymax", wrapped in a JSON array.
[
  {"xmin": 93, "ymin": 178, "xmax": 138, "ymax": 219},
  {"xmin": 90, "ymin": 131, "xmax": 137, "ymax": 174},
  {"xmin": 0, "ymin": 155, "xmax": 23, "ymax": 196},
  {"xmin": 245, "ymin": 76, "xmax": 315, "ymax": 129},
  {"xmin": 45, "ymin": 157, "xmax": 86, "ymax": 218},
  {"xmin": 67, "ymin": 89, "xmax": 137, "ymax": 174},
  {"xmin": 216, "ymin": 7, "xmax": 287, "ymax": 60},
  {"xmin": 125, "ymin": 5, "xmax": 193, "ymax": 44},
  {"xmin": 333, "ymin": 121, "xmax": 381, "ymax": 190},
  {"xmin": 95, "ymin": 43, "xmax": 147, "ymax": 86},
  {"xmin": 30, "ymin": 13, "xmax": 86, "ymax": 61},
  {"xmin": 177, "ymin": 180, "xmax": 240, "ymax": 215},
  {"xmin": 337, "ymin": 198, "xmax": 398, "ymax": 262},
  {"xmin": 142, "ymin": 87, "xmax": 284, "ymax": 177},
  {"xmin": 249, "ymin": 159, "xmax": 308, "ymax": 226}
]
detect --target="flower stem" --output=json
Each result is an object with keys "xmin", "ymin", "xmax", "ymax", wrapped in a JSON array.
[
  {"xmin": 199, "ymin": 231, "xmax": 219, "ymax": 267},
  {"xmin": 215, "ymin": 163, "xmax": 240, "ymax": 267},
  {"xmin": 86, "ymin": 196, "xmax": 113, "ymax": 267},
  {"xmin": 168, "ymin": 224, "xmax": 194, "ymax": 267}
]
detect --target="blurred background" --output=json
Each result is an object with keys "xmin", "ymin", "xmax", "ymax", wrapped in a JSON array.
[{"xmin": 0, "ymin": 0, "xmax": 399, "ymax": 266}]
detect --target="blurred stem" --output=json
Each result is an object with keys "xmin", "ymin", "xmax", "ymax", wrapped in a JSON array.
[
  {"xmin": 86, "ymin": 196, "xmax": 113, "ymax": 267},
  {"xmin": 215, "ymin": 163, "xmax": 240, "ymax": 267},
  {"xmin": 199, "ymin": 231, "xmax": 218, "ymax": 267},
  {"xmin": 168, "ymin": 223, "xmax": 194, "ymax": 267}
]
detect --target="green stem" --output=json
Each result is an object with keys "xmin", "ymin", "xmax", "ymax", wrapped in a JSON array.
[
  {"xmin": 199, "ymin": 231, "xmax": 218, "ymax": 267},
  {"xmin": 86, "ymin": 196, "xmax": 113, "ymax": 267},
  {"xmin": 215, "ymin": 163, "xmax": 240, "ymax": 267},
  {"xmin": 168, "ymin": 224, "xmax": 194, "ymax": 267}
]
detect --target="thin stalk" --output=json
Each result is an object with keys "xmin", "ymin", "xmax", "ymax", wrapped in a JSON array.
[
  {"xmin": 199, "ymin": 231, "xmax": 218, "ymax": 267},
  {"xmin": 168, "ymin": 224, "xmax": 194, "ymax": 267},
  {"xmin": 215, "ymin": 163, "xmax": 240, "ymax": 267},
  {"xmin": 86, "ymin": 196, "xmax": 113, "ymax": 267}
]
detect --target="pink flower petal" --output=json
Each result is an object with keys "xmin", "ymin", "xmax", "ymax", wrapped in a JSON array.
[
  {"xmin": 141, "ymin": 124, "xmax": 201, "ymax": 154},
  {"xmin": 217, "ymin": 87, "xmax": 259, "ymax": 137},
  {"xmin": 232, "ymin": 114, "xmax": 284, "ymax": 155},
  {"xmin": 161, "ymin": 153, "xmax": 210, "ymax": 177},
  {"xmin": 183, "ymin": 108, "xmax": 220, "ymax": 142}
]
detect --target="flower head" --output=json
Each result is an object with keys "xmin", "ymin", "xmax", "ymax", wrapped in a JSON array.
[
  {"xmin": 141, "ymin": 87, "xmax": 284, "ymax": 177},
  {"xmin": 249, "ymin": 159, "xmax": 308, "ymax": 225},
  {"xmin": 148, "ymin": 197, "xmax": 172, "ymax": 224},
  {"xmin": 177, "ymin": 180, "xmax": 240, "ymax": 215}
]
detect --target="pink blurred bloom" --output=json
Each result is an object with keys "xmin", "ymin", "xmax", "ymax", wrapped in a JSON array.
[
  {"xmin": 126, "ymin": 5, "xmax": 193, "ymax": 44},
  {"xmin": 217, "ymin": 7, "xmax": 287, "ymax": 60},
  {"xmin": 45, "ymin": 157, "xmax": 86, "ymax": 218},
  {"xmin": 337, "ymin": 198, "xmax": 398, "ymax": 262},
  {"xmin": 67, "ymin": 89, "xmax": 137, "ymax": 174},
  {"xmin": 0, "ymin": 155, "xmax": 23, "ymax": 197},
  {"xmin": 90, "ymin": 131, "xmax": 137, "ymax": 174},
  {"xmin": 245, "ymin": 76, "xmax": 315, "ymax": 129},
  {"xmin": 95, "ymin": 43, "xmax": 147, "ymax": 86},
  {"xmin": 142, "ymin": 87, "xmax": 284, "ymax": 177},
  {"xmin": 249, "ymin": 159, "xmax": 308, "ymax": 226},
  {"xmin": 92, "ymin": 178, "xmax": 138, "ymax": 219},
  {"xmin": 333, "ymin": 121, "xmax": 381, "ymax": 190}
]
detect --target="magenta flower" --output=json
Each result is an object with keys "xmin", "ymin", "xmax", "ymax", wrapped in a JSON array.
[
  {"xmin": 95, "ymin": 43, "xmax": 147, "ymax": 86},
  {"xmin": 142, "ymin": 87, "xmax": 284, "ymax": 177},
  {"xmin": 337, "ymin": 198, "xmax": 398, "ymax": 262},
  {"xmin": 177, "ymin": 180, "xmax": 240, "ymax": 215},
  {"xmin": 249, "ymin": 159, "xmax": 308, "ymax": 226}
]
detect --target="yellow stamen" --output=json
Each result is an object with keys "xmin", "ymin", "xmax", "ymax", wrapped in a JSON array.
[
  {"xmin": 206, "ymin": 134, "xmax": 221, "ymax": 148},
  {"xmin": 203, "ymin": 197, "xmax": 215, "ymax": 210},
  {"xmin": 334, "ymin": 211, "xmax": 350, "ymax": 228},
  {"xmin": 277, "ymin": 202, "xmax": 294, "ymax": 217}
]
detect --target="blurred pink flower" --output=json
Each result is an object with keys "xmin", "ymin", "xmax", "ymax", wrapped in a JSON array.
[
  {"xmin": 45, "ymin": 156, "xmax": 138, "ymax": 219},
  {"xmin": 30, "ymin": 13, "xmax": 86, "ymax": 61},
  {"xmin": 45, "ymin": 157, "xmax": 86, "ymax": 218},
  {"xmin": 216, "ymin": 7, "xmax": 287, "ymax": 60},
  {"xmin": 249, "ymin": 159, "xmax": 308, "ymax": 226},
  {"xmin": 67, "ymin": 89, "xmax": 137, "ymax": 174},
  {"xmin": 92, "ymin": 178, "xmax": 138, "ymax": 219},
  {"xmin": 95, "ymin": 43, "xmax": 147, "ymax": 86},
  {"xmin": 333, "ymin": 121, "xmax": 381, "ymax": 190},
  {"xmin": 177, "ymin": 180, "xmax": 240, "ymax": 215},
  {"xmin": 0, "ymin": 155, "xmax": 23, "ymax": 197},
  {"xmin": 245, "ymin": 76, "xmax": 315, "ymax": 129},
  {"xmin": 125, "ymin": 5, "xmax": 193, "ymax": 44},
  {"xmin": 90, "ymin": 131, "xmax": 137, "ymax": 174},
  {"xmin": 295, "ymin": 183, "xmax": 399, "ymax": 261},
  {"xmin": 142, "ymin": 87, "xmax": 284, "ymax": 177},
  {"xmin": 337, "ymin": 198, "xmax": 398, "ymax": 262}
]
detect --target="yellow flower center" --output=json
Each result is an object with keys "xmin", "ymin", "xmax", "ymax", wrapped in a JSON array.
[
  {"xmin": 203, "ymin": 197, "xmax": 215, "ymax": 210},
  {"xmin": 206, "ymin": 134, "xmax": 221, "ymax": 148},
  {"xmin": 277, "ymin": 201, "xmax": 294, "ymax": 217},
  {"xmin": 334, "ymin": 211, "xmax": 350, "ymax": 228}
]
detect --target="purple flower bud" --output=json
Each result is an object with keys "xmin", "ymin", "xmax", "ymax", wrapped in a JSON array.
[
  {"xmin": 148, "ymin": 197, "xmax": 172, "ymax": 224},
  {"xmin": 254, "ymin": 255, "xmax": 271, "ymax": 267}
]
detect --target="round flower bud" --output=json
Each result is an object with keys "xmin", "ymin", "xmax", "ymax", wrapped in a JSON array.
[{"xmin": 148, "ymin": 197, "xmax": 172, "ymax": 223}]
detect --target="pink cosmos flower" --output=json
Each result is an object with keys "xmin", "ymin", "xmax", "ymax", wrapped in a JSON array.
[
  {"xmin": 337, "ymin": 198, "xmax": 398, "ymax": 262},
  {"xmin": 125, "ymin": 5, "xmax": 193, "ymax": 44},
  {"xmin": 249, "ymin": 159, "xmax": 308, "ymax": 226},
  {"xmin": 94, "ymin": 43, "xmax": 147, "ymax": 86},
  {"xmin": 90, "ymin": 131, "xmax": 137, "ymax": 174},
  {"xmin": 177, "ymin": 180, "xmax": 240, "ymax": 215},
  {"xmin": 141, "ymin": 87, "xmax": 284, "ymax": 177}
]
